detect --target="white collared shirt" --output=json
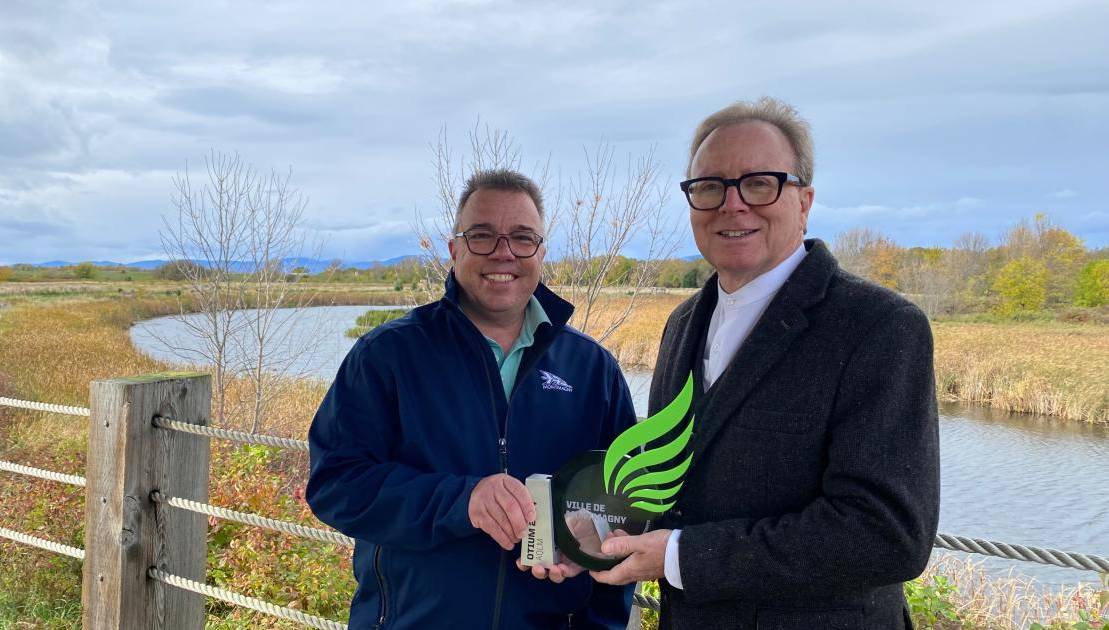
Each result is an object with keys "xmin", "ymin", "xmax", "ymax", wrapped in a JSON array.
[
  {"xmin": 702, "ymin": 243, "xmax": 808, "ymax": 390},
  {"xmin": 664, "ymin": 242, "xmax": 807, "ymax": 590}
]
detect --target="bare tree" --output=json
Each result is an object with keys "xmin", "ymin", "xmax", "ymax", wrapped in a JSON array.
[
  {"xmin": 159, "ymin": 151, "xmax": 325, "ymax": 431},
  {"xmin": 832, "ymin": 227, "xmax": 884, "ymax": 278},
  {"xmin": 236, "ymin": 167, "xmax": 327, "ymax": 433},
  {"xmin": 160, "ymin": 151, "xmax": 254, "ymax": 424},
  {"xmin": 414, "ymin": 125, "xmax": 679, "ymax": 344},
  {"xmin": 899, "ymin": 248, "xmax": 957, "ymax": 318},
  {"xmin": 950, "ymin": 231, "xmax": 991, "ymax": 311},
  {"xmin": 546, "ymin": 143, "xmax": 678, "ymax": 342},
  {"xmin": 832, "ymin": 227, "xmax": 903, "ymax": 289}
]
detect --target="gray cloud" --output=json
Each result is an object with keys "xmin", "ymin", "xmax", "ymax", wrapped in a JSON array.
[{"xmin": 1, "ymin": 0, "xmax": 1107, "ymax": 265}]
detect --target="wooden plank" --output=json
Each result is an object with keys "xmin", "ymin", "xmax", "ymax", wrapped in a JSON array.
[{"xmin": 82, "ymin": 373, "xmax": 210, "ymax": 630}]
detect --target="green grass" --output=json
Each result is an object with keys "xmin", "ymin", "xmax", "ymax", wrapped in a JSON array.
[
  {"xmin": 0, "ymin": 551, "xmax": 83, "ymax": 629},
  {"xmin": 345, "ymin": 308, "xmax": 408, "ymax": 338}
]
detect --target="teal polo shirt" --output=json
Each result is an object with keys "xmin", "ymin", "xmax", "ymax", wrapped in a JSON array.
[{"xmin": 483, "ymin": 296, "xmax": 550, "ymax": 398}]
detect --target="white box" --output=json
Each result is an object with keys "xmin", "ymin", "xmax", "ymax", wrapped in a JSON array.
[{"xmin": 520, "ymin": 474, "xmax": 559, "ymax": 567}]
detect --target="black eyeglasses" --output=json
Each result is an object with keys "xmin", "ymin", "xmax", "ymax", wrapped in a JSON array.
[
  {"xmin": 679, "ymin": 172, "xmax": 805, "ymax": 211},
  {"xmin": 453, "ymin": 228, "xmax": 545, "ymax": 258}
]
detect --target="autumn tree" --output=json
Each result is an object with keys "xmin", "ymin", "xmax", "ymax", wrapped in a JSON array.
[
  {"xmin": 992, "ymin": 258, "xmax": 1048, "ymax": 316},
  {"xmin": 832, "ymin": 227, "xmax": 902, "ymax": 289},
  {"xmin": 999, "ymin": 214, "xmax": 1086, "ymax": 306},
  {"xmin": 1074, "ymin": 260, "xmax": 1109, "ymax": 307}
]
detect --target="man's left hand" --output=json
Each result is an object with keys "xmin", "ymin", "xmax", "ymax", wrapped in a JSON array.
[{"xmin": 589, "ymin": 528, "xmax": 670, "ymax": 585}]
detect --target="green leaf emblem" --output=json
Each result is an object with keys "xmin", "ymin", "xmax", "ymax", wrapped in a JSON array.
[{"xmin": 602, "ymin": 373, "xmax": 694, "ymax": 514}]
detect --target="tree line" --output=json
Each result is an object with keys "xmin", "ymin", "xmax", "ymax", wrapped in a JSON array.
[{"xmin": 830, "ymin": 214, "xmax": 1107, "ymax": 318}]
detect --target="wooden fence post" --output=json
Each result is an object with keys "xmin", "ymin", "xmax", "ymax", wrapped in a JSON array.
[{"xmin": 82, "ymin": 373, "xmax": 211, "ymax": 630}]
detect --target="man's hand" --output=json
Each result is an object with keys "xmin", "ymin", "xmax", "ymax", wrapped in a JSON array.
[
  {"xmin": 469, "ymin": 473, "xmax": 536, "ymax": 551},
  {"xmin": 515, "ymin": 557, "xmax": 585, "ymax": 584},
  {"xmin": 589, "ymin": 528, "xmax": 671, "ymax": 585}
]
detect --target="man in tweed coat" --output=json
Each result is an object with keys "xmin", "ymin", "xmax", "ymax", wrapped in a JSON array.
[{"xmin": 591, "ymin": 98, "xmax": 940, "ymax": 629}]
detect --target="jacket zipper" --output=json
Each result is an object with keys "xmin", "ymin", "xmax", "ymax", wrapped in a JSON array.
[
  {"xmin": 373, "ymin": 545, "xmax": 389, "ymax": 628},
  {"xmin": 491, "ymin": 380, "xmax": 522, "ymax": 630},
  {"xmin": 491, "ymin": 414, "xmax": 510, "ymax": 630},
  {"xmin": 454, "ymin": 298, "xmax": 552, "ymax": 630},
  {"xmin": 491, "ymin": 331, "xmax": 553, "ymax": 629}
]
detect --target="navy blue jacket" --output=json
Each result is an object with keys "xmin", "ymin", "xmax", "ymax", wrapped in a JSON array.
[{"xmin": 307, "ymin": 274, "xmax": 636, "ymax": 629}]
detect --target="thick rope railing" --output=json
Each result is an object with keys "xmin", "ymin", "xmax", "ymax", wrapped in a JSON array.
[
  {"xmin": 0, "ymin": 459, "xmax": 86, "ymax": 487},
  {"xmin": 634, "ymin": 590, "xmax": 661, "ymax": 611},
  {"xmin": 153, "ymin": 416, "xmax": 310, "ymax": 452},
  {"xmin": 151, "ymin": 491, "xmax": 354, "ymax": 547},
  {"xmin": 0, "ymin": 397, "xmax": 90, "ymax": 417},
  {"xmin": 148, "ymin": 568, "xmax": 347, "ymax": 630},
  {"xmin": 7, "ymin": 397, "xmax": 1109, "ymax": 620},
  {"xmin": 0, "ymin": 526, "xmax": 84, "ymax": 560},
  {"xmin": 934, "ymin": 533, "xmax": 1109, "ymax": 573}
]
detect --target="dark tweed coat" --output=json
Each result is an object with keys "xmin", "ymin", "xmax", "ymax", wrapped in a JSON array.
[{"xmin": 650, "ymin": 239, "xmax": 940, "ymax": 630}]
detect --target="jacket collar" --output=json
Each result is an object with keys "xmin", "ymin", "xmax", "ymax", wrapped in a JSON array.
[
  {"xmin": 671, "ymin": 239, "xmax": 837, "ymax": 463},
  {"xmin": 442, "ymin": 270, "xmax": 575, "ymax": 331}
]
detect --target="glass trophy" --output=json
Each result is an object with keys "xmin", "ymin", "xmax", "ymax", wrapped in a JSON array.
[{"xmin": 521, "ymin": 373, "xmax": 694, "ymax": 571}]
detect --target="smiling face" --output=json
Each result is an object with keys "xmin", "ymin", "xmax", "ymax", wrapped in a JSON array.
[
  {"xmin": 448, "ymin": 188, "xmax": 545, "ymax": 327},
  {"xmin": 689, "ymin": 121, "xmax": 814, "ymax": 292}
]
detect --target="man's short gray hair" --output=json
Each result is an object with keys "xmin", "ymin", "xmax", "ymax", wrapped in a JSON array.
[
  {"xmin": 454, "ymin": 169, "xmax": 545, "ymax": 232},
  {"xmin": 687, "ymin": 97, "xmax": 814, "ymax": 186}
]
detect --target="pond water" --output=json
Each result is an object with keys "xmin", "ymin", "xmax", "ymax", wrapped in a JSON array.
[{"xmin": 131, "ymin": 306, "xmax": 1109, "ymax": 587}]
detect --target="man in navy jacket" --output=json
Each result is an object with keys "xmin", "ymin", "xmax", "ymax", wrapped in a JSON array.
[{"xmin": 307, "ymin": 169, "xmax": 636, "ymax": 629}]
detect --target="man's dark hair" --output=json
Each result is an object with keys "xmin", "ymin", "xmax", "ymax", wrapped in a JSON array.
[{"xmin": 454, "ymin": 169, "xmax": 545, "ymax": 232}]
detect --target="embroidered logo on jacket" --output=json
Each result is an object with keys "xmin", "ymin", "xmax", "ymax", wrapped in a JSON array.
[{"xmin": 539, "ymin": 370, "xmax": 573, "ymax": 393}]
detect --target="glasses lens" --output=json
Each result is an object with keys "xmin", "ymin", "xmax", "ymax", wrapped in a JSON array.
[
  {"xmin": 740, "ymin": 175, "xmax": 781, "ymax": 206},
  {"xmin": 686, "ymin": 179, "xmax": 725, "ymax": 210},
  {"xmin": 508, "ymin": 231, "xmax": 541, "ymax": 257},
  {"xmin": 464, "ymin": 229, "xmax": 497, "ymax": 255}
]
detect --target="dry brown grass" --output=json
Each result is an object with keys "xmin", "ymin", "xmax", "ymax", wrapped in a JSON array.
[
  {"xmin": 921, "ymin": 554, "xmax": 1107, "ymax": 629},
  {"xmin": 575, "ymin": 291, "xmax": 690, "ymax": 369},
  {"xmin": 932, "ymin": 322, "xmax": 1109, "ymax": 424}
]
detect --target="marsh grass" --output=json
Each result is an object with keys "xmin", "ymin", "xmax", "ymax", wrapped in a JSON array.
[
  {"xmin": 578, "ymin": 293, "xmax": 1109, "ymax": 424},
  {"xmin": 345, "ymin": 308, "xmax": 409, "ymax": 338},
  {"xmin": 566, "ymin": 292, "xmax": 689, "ymax": 369},
  {"xmin": 932, "ymin": 322, "xmax": 1109, "ymax": 423}
]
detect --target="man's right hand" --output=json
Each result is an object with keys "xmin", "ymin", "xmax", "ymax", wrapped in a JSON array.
[{"xmin": 468, "ymin": 473, "xmax": 536, "ymax": 550}]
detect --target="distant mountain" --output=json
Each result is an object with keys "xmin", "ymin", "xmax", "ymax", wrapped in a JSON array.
[
  {"xmin": 19, "ymin": 256, "xmax": 424, "ymax": 272},
  {"xmin": 36, "ymin": 260, "xmax": 124, "ymax": 268}
]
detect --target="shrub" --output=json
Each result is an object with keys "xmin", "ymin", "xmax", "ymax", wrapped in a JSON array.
[
  {"xmin": 905, "ymin": 574, "xmax": 960, "ymax": 628},
  {"xmin": 153, "ymin": 260, "xmax": 210, "ymax": 281},
  {"xmin": 345, "ymin": 309, "xmax": 407, "ymax": 338},
  {"xmin": 73, "ymin": 262, "xmax": 96, "ymax": 280}
]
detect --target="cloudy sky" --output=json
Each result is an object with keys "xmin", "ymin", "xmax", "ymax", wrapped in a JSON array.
[{"xmin": 2, "ymin": 0, "xmax": 1107, "ymax": 265}]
